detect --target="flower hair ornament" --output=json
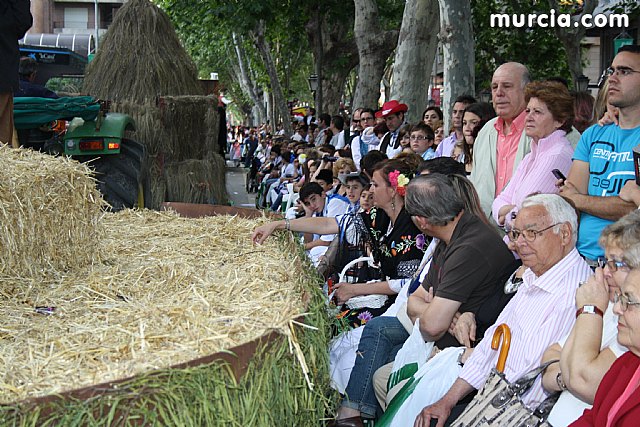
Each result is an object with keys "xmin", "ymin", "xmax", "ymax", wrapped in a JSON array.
[{"xmin": 388, "ymin": 170, "xmax": 411, "ymax": 197}]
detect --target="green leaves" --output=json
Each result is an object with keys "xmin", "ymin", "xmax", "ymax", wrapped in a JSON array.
[{"xmin": 471, "ymin": 0, "xmax": 571, "ymax": 91}]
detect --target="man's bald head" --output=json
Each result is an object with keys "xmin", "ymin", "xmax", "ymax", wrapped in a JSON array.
[{"xmin": 491, "ymin": 62, "xmax": 530, "ymax": 121}]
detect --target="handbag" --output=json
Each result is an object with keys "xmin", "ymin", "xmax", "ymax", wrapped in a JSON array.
[{"xmin": 451, "ymin": 324, "xmax": 559, "ymax": 427}]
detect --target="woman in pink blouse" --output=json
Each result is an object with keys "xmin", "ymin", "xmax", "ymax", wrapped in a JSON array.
[{"xmin": 493, "ymin": 81, "xmax": 575, "ymax": 228}]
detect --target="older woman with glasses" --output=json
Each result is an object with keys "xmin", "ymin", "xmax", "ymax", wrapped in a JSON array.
[
  {"xmin": 493, "ymin": 80, "xmax": 575, "ymax": 229},
  {"xmin": 569, "ymin": 245, "xmax": 640, "ymax": 427},
  {"xmin": 540, "ymin": 209, "xmax": 640, "ymax": 426}
]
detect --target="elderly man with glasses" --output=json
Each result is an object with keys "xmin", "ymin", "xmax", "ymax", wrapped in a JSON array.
[
  {"xmin": 328, "ymin": 173, "xmax": 517, "ymax": 426},
  {"xmin": 415, "ymin": 193, "xmax": 591, "ymax": 427},
  {"xmin": 559, "ymin": 44, "xmax": 640, "ymax": 266}
]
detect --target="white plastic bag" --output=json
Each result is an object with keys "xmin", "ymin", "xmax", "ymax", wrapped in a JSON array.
[
  {"xmin": 377, "ymin": 346, "xmax": 465, "ymax": 427},
  {"xmin": 388, "ymin": 318, "xmax": 434, "ymax": 391}
]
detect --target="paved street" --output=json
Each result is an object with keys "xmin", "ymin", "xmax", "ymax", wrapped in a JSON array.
[{"xmin": 224, "ymin": 161, "xmax": 256, "ymax": 209}]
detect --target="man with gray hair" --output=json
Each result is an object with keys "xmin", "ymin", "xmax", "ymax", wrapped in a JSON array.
[
  {"xmin": 415, "ymin": 193, "xmax": 591, "ymax": 427},
  {"xmin": 329, "ymin": 174, "xmax": 516, "ymax": 426},
  {"xmin": 470, "ymin": 62, "xmax": 580, "ymax": 218}
]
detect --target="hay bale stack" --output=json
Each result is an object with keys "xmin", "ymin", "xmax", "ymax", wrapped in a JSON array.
[
  {"xmin": 157, "ymin": 95, "xmax": 220, "ymax": 161},
  {"xmin": 82, "ymin": 0, "xmax": 228, "ymax": 208},
  {"xmin": 82, "ymin": 0, "xmax": 202, "ymax": 104},
  {"xmin": 109, "ymin": 97, "xmax": 228, "ymax": 208},
  {"xmin": 0, "ymin": 210, "xmax": 311, "ymax": 404},
  {"xmin": 165, "ymin": 156, "xmax": 227, "ymax": 205},
  {"xmin": 0, "ymin": 146, "xmax": 105, "ymax": 277}
]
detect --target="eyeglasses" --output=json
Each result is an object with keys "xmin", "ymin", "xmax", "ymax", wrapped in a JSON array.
[
  {"xmin": 352, "ymin": 119, "xmax": 361, "ymax": 123},
  {"xmin": 605, "ymin": 66, "xmax": 640, "ymax": 79},
  {"xmin": 614, "ymin": 291, "xmax": 640, "ymax": 312},
  {"xmin": 596, "ymin": 257, "xmax": 630, "ymax": 272},
  {"xmin": 507, "ymin": 223, "xmax": 560, "ymax": 243},
  {"xmin": 410, "ymin": 135, "xmax": 433, "ymax": 141}
]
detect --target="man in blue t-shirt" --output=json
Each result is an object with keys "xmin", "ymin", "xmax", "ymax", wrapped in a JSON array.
[{"xmin": 560, "ymin": 45, "xmax": 640, "ymax": 262}]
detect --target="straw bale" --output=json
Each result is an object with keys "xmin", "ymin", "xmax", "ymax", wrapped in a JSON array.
[
  {"xmin": 164, "ymin": 156, "xmax": 228, "ymax": 205},
  {"xmin": 0, "ymin": 146, "xmax": 106, "ymax": 277},
  {"xmin": 0, "ymin": 210, "xmax": 311, "ymax": 403},
  {"xmin": 82, "ymin": 0, "xmax": 203, "ymax": 104},
  {"xmin": 107, "ymin": 98, "xmax": 226, "ymax": 209}
]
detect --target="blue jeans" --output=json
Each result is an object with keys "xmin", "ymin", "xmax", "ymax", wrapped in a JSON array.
[{"xmin": 342, "ymin": 316, "xmax": 409, "ymax": 417}]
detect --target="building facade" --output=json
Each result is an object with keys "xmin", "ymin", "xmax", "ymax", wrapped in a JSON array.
[{"xmin": 30, "ymin": 0, "xmax": 126, "ymax": 38}]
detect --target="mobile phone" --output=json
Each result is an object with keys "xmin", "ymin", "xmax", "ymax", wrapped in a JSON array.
[
  {"xmin": 551, "ymin": 169, "xmax": 566, "ymax": 182},
  {"xmin": 633, "ymin": 145, "xmax": 640, "ymax": 185}
]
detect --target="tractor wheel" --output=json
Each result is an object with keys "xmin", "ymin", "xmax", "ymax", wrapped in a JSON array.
[{"xmin": 90, "ymin": 139, "xmax": 149, "ymax": 211}]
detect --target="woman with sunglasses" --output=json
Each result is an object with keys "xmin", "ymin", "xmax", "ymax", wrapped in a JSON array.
[{"xmin": 541, "ymin": 209, "xmax": 640, "ymax": 426}]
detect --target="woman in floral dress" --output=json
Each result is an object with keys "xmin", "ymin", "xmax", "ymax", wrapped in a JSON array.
[{"xmin": 252, "ymin": 158, "xmax": 427, "ymax": 326}]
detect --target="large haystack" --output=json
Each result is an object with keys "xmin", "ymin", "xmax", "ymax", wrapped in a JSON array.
[
  {"xmin": 82, "ymin": 0, "xmax": 227, "ymax": 209},
  {"xmin": 0, "ymin": 146, "xmax": 105, "ymax": 277},
  {"xmin": 83, "ymin": 0, "xmax": 202, "ymax": 104}
]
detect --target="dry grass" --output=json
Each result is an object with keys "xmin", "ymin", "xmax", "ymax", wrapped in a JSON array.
[
  {"xmin": 82, "ymin": 0, "xmax": 202, "ymax": 104},
  {"xmin": 0, "ymin": 210, "xmax": 308, "ymax": 404},
  {"xmin": 0, "ymin": 145, "xmax": 106, "ymax": 276}
]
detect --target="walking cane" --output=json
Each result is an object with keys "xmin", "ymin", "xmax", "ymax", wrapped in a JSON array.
[{"xmin": 491, "ymin": 324, "xmax": 511, "ymax": 373}]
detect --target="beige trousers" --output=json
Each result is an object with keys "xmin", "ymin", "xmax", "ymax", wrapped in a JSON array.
[{"xmin": 373, "ymin": 362, "xmax": 412, "ymax": 410}]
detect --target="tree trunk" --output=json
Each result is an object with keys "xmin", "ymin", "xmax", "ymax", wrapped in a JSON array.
[
  {"xmin": 548, "ymin": 0, "xmax": 598, "ymax": 84},
  {"xmin": 314, "ymin": 7, "xmax": 324, "ymax": 113},
  {"xmin": 322, "ymin": 68, "xmax": 349, "ymax": 114},
  {"xmin": 352, "ymin": 0, "xmax": 399, "ymax": 110},
  {"xmin": 252, "ymin": 20, "xmax": 293, "ymax": 137},
  {"xmin": 305, "ymin": 5, "xmax": 359, "ymax": 114},
  {"xmin": 438, "ymin": 0, "xmax": 474, "ymax": 131},
  {"xmin": 232, "ymin": 32, "xmax": 266, "ymax": 124},
  {"xmin": 391, "ymin": 0, "xmax": 440, "ymax": 124}
]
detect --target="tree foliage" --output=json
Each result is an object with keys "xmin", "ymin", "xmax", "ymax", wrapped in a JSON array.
[
  {"xmin": 154, "ymin": 0, "xmax": 313, "ymax": 127},
  {"xmin": 471, "ymin": 0, "xmax": 571, "ymax": 92}
]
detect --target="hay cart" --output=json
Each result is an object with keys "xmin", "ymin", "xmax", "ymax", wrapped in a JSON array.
[{"xmin": 13, "ymin": 96, "xmax": 148, "ymax": 210}]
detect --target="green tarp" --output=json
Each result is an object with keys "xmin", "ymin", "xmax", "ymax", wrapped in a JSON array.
[{"xmin": 13, "ymin": 96, "xmax": 100, "ymax": 130}]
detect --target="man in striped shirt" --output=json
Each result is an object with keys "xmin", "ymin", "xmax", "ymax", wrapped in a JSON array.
[{"xmin": 414, "ymin": 193, "xmax": 592, "ymax": 427}]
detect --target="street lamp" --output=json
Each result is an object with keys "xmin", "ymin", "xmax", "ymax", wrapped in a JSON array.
[
  {"xmin": 575, "ymin": 75, "xmax": 589, "ymax": 92},
  {"xmin": 307, "ymin": 74, "xmax": 319, "ymax": 92}
]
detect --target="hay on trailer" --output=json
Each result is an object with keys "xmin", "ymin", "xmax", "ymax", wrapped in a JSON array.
[
  {"xmin": 157, "ymin": 96, "xmax": 221, "ymax": 161},
  {"xmin": 109, "ymin": 96, "xmax": 221, "ymax": 161},
  {"xmin": 164, "ymin": 157, "xmax": 227, "ymax": 205},
  {"xmin": 0, "ymin": 146, "xmax": 106, "ymax": 277},
  {"xmin": 0, "ymin": 210, "xmax": 313, "ymax": 404},
  {"xmin": 0, "ymin": 271, "xmax": 337, "ymax": 427},
  {"xmin": 81, "ymin": 0, "xmax": 228, "ymax": 210},
  {"xmin": 108, "ymin": 98, "xmax": 227, "ymax": 209},
  {"xmin": 82, "ymin": 0, "xmax": 202, "ymax": 104}
]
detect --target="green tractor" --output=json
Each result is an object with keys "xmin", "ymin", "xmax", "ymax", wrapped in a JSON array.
[{"xmin": 14, "ymin": 96, "xmax": 148, "ymax": 211}]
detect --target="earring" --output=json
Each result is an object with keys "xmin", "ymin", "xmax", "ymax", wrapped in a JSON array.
[{"xmin": 391, "ymin": 197, "xmax": 396, "ymax": 212}]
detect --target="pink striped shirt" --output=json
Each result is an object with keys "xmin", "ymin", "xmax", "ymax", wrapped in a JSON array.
[
  {"xmin": 494, "ymin": 111, "xmax": 527, "ymax": 196},
  {"xmin": 460, "ymin": 248, "xmax": 591, "ymax": 406},
  {"xmin": 492, "ymin": 130, "xmax": 574, "ymax": 226}
]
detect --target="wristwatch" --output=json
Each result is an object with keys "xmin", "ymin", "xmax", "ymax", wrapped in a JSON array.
[
  {"xmin": 576, "ymin": 305, "xmax": 604, "ymax": 319},
  {"xmin": 556, "ymin": 371, "xmax": 567, "ymax": 391}
]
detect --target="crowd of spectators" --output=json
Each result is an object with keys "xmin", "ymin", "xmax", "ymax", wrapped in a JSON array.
[{"xmin": 249, "ymin": 45, "xmax": 640, "ymax": 427}]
